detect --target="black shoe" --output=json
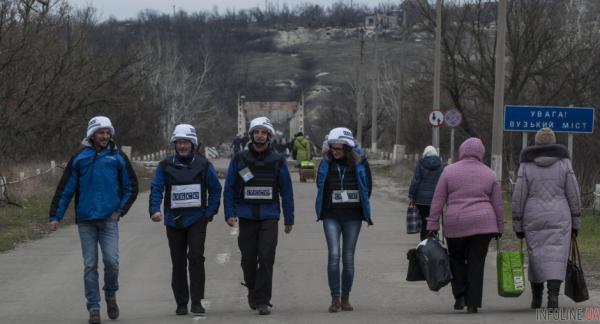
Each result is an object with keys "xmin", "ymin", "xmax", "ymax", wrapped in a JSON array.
[
  {"xmin": 247, "ymin": 289, "xmax": 257, "ymax": 310},
  {"xmin": 88, "ymin": 309, "xmax": 101, "ymax": 324},
  {"xmin": 175, "ymin": 304, "xmax": 188, "ymax": 315},
  {"xmin": 191, "ymin": 303, "xmax": 205, "ymax": 315},
  {"xmin": 454, "ymin": 296, "xmax": 465, "ymax": 310},
  {"xmin": 257, "ymin": 304, "xmax": 271, "ymax": 315},
  {"xmin": 467, "ymin": 306, "xmax": 478, "ymax": 313},
  {"xmin": 106, "ymin": 297, "xmax": 119, "ymax": 320},
  {"xmin": 547, "ymin": 280, "xmax": 561, "ymax": 309}
]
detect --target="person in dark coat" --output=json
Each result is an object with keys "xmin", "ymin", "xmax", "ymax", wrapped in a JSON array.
[
  {"xmin": 408, "ymin": 145, "xmax": 444, "ymax": 240},
  {"xmin": 512, "ymin": 128, "xmax": 581, "ymax": 309}
]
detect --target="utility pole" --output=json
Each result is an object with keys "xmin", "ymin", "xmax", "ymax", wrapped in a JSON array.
[
  {"xmin": 432, "ymin": 0, "xmax": 442, "ymax": 150},
  {"xmin": 490, "ymin": 0, "xmax": 507, "ymax": 180},
  {"xmin": 395, "ymin": 9, "xmax": 407, "ymax": 145},
  {"xmin": 356, "ymin": 29, "xmax": 366, "ymax": 145},
  {"xmin": 371, "ymin": 31, "xmax": 379, "ymax": 153}
]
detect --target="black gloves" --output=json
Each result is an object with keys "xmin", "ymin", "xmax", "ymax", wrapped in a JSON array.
[
  {"xmin": 427, "ymin": 230, "xmax": 438, "ymax": 238},
  {"xmin": 572, "ymin": 229, "xmax": 578, "ymax": 238},
  {"xmin": 516, "ymin": 232, "xmax": 525, "ymax": 239},
  {"xmin": 494, "ymin": 233, "xmax": 503, "ymax": 240}
]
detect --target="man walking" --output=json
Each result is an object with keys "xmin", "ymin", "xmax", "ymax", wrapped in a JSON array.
[
  {"xmin": 150, "ymin": 124, "xmax": 222, "ymax": 316},
  {"xmin": 49, "ymin": 116, "xmax": 138, "ymax": 324},
  {"xmin": 223, "ymin": 117, "xmax": 294, "ymax": 315}
]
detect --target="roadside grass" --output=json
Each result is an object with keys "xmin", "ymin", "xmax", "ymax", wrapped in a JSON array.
[{"xmin": 0, "ymin": 197, "xmax": 74, "ymax": 253}]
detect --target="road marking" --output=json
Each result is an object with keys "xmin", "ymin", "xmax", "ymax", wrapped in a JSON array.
[{"xmin": 216, "ymin": 253, "xmax": 230, "ymax": 264}]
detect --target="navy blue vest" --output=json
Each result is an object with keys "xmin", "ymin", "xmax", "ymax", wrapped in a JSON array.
[
  {"xmin": 233, "ymin": 148, "xmax": 284, "ymax": 204},
  {"xmin": 161, "ymin": 154, "xmax": 209, "ymax": 212},
  {"xmin": 323, "ymin": 161, "xmax": 361, "ymax": 210}
]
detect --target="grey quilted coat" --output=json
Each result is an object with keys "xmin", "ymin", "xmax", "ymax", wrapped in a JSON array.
[{"xmin": 512, "ymin": 144, "xmax": 581, "ymax": 283}]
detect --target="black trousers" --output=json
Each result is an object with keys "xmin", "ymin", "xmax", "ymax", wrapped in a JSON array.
[
  {"xmin": 238, "ymin": 218, "xmax": 278, "ymax": 306},
  {"xmin": 415, "ymin": 204, "xmax": 431, "ymax": 241},
  {"xmin": 446, "ymin": 234, "xmax": 493, "ymax": 308},
  {"xmin": 166, "ymin": 218, "xmax": 208, "ymax": 306}
]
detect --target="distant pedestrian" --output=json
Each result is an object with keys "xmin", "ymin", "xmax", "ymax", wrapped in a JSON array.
[
  {"xmin": 426, "ymin": 137, "xmax": 503, "ymax": 313},
  {"xmin": 294, "ymin": 132, "xmax": 311, "ymax": 163},
  {"xmin": 149, "ymin": 124, "xmax": 222, "ymax": 315},
  {"xmin": 231, "ymin": 134, "xmax": 243, "ymax": 155},
  {"xmin": 241, "ymin": 134, "xmax": 250, "ymax": 150},
  {"xmin": 315, "ymin": 127, "xmax": 373, "ymax": 313},
  {"xmin": 49, "ymin": 116, "xmax": 138, "ymax": 324},
  {"xmin": 512, "ymin": 128, "xmax": 581, "ymax": 309},
  {"xmin": 408, "ymin": 146, "xmax": 444, "ymax": 240},
  {"xmin": 223, "ymin": 117, "xmax": 294, "ymax": 316}
]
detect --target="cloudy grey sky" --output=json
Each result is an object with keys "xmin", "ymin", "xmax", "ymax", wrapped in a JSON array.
[{"xmin": 67, "ymin": 0, "xmax": 385, "ymax": 20}]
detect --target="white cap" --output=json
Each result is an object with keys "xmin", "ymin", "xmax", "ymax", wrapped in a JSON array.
[
  {"xmin": 423, "ymin": 145, "xmax": 439, "ymax": 157},
  {"xmin": 87, "ymin": 116, "xmax": 115, "ymax": 139},
  {"xmin": 248, "ymin": 117, "xmax": 275, "ymax": 136},
  {"xmin": 170, "ymin": 124, "xmax": 198, "ymax": 146},
  {"xmin": 326, "ymin": 127, "xmax": 355, "ymax": 148}
]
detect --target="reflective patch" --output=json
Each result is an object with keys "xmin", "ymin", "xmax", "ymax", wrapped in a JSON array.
[
  {"xmin": 171, "ymin": 184, "xmax": 202, "ymax": 208},
  {"xmin": 332, "ymin": 190, "xmax": 360, "ymax": 203},
  {"xmin": 244, "ymin": 187, "xmax": 273, "ymax": 200}
]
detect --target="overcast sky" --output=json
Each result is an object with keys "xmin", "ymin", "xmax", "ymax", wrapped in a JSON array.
[{"xmin": 67, "ymin": 0, "xmax": 385, "ymax": 21}]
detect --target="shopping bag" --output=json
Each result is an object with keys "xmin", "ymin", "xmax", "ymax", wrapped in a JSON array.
[
  {"xmin": 406, "ymin": 201, "xmax": 421, "ymax": 234},
  {"xmin": 416, "ymin": 236, "xmax": 452, "ymax": 291},
  {"xmin": 565, "ymin": 237, "xmax": 589, "ymax": 303},
  {"xmin": 496, "ymin": 239, "xmax": 525, "ymax": 297},
  {"xmin": 406, "ymin": 248, "xmax": 425, "ymax": 281}
]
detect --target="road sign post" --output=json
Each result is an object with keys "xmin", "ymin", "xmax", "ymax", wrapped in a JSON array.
[{"xmin": 444, "ymin": 109, "xmax": 463, "ymax": 163}]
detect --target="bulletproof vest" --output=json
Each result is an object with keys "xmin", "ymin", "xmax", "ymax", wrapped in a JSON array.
[
  {"xmin": 323, "ymin": 161, "xmax": 361, "ymax": 209},
  {"xmin": 234, "ymin": 148, "xmax": 283, "ymax": 204},
  {"xmin": 161, "ymin": 154, "xmax": 209, "ymax": 211}
]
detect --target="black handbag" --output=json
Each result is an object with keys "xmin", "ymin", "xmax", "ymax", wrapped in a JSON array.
[
  {"xmin": 406, "ymin": 201, "xmax": 421, "ymax": 234},
  {"xmin": 406, "ymin": 248, "xmax": 425, "ymax": 281},
  {"xmin": 565, "ymin": 236, "xmax": 589, "ymax": 303}
]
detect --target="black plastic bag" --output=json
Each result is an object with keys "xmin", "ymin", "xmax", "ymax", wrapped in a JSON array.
[
  {"xmin": 416, "ymin": 236, "xmax": 452, "ymax": 291},
  {"xmin": 406, "ymin": 248, "xmax": 425, "ymax": 281},
  {"xmin": 565, "ymin": 237, "xmax": 589, "ymax": 303}
]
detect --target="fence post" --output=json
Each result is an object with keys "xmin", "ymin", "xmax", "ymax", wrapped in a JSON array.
[
  {"xmin": 121, "ymin": 146, "xmax": 132, "ymax": 159},
  {"xmin": 19, "ymin": 171, "xmax": 25, "ymax": 181},
  {"xmin": 50, "ymin": 161, "xmax": 56, "ymax": 176},
  {"xmin": 594, "ymin": 184, "xmax": 600, "ymax": 215},
  {"xmin": 0, "ymin": 176, "xmax": 6, "ymax": 197}
]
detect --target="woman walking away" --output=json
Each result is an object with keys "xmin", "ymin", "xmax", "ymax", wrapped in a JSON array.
[
  {"xmin": 315, "ymin": 127, "xmax": 373, "ymax": 313},
  {"xmin": 512, "ymin": 128, "xmax": 581, "ymax": 309},
  {"xmin": 409, "ymin": 146, "xmax": 444, "ymax": 240},
  {"xmin": 427, "ymin": 138, "xmax": 503, "ymax": 314}
]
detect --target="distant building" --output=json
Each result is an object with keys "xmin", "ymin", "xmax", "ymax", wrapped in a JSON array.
[{"xmin": 365, "ymin": 14, "xmax": 400, "ymax": 30}]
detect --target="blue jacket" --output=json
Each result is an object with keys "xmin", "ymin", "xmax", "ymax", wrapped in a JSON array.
[
  {"xmin": 49, "ymin": 142, "xmax": 138, "ymax": 223},
  {"xmin": 149, "ymin": 155, "xmax": 222, "ymax": 228},
  {"xmin": 223, "ymin": 147, "xmax": 294, "ymax": 225},
  {"xmin": 315, "ymin": 157, "xmax": 373, "ymax": 225},
  {"xmin": 408, "ymin": 156, "xmax": 444, "ymax": 205}
]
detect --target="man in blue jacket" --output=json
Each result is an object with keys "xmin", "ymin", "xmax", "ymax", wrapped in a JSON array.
[
  {"xmin": 49, "ymin": 116, "xmax": 138, "ymax": 324},
  {"xmin": 223, "ymin": 117, "xmax": 294, "ymax": 316},
  {"xmin": 149, "ymin": 124, "xmax": 222, "ymax": 316}
]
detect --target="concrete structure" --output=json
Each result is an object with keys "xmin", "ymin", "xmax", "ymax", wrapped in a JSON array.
[{"xmin": 237, "ymin": 94, "xmax": 304, "ymax": 139}]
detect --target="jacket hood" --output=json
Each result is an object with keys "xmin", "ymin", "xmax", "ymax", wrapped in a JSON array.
[
  {"xmin": 520, "ymin": 144, "xmax": 569, "ymax": 167},
  {"xmin": 81, "ymin": 138, "xmax": 117, "ymax": 150},
  {"xmin": 421, "ymin": 155, "xmax": 442, "ymax": 170},
  {"xmin": 458, "ymin": 138, "xmax": 485, "ymax": 162}
]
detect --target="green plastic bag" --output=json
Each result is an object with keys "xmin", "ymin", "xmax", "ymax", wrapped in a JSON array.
[
  {"xmin": 300, "ymin": 161, "xmax": 315, "ymax": 168},
  {"xmin": 497, "ymin": 239, "xmax": 525, "ymax": 297}
]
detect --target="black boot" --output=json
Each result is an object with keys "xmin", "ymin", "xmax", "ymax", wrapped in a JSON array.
[
  {"xmin": 247, "ymin": 288, "xmax": 257, "ymax": 310},
  {"xmin": 531, "ymin": 282, "xmax": 543, "ymax": 309},
  {"xmin": 547, "ymin": 280, "xmax": 561, "ymax": 309},
  {"xmin": 454, "ymin": 296, "xmax": 465, "ymax": 310}
]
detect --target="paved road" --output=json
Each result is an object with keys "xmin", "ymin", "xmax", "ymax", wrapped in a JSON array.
[{"xmin": 0, "ymin": 160, "xmax": 598, "ymax": 324}]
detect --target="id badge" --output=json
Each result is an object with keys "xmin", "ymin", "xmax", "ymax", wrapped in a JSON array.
[
  {"xmin": 238, "ymin": 167, "xmax": 254, "ymax": 183},
  {"xmin": 340, "ymin": 191, "xmax": 350, "ymax": 202}
]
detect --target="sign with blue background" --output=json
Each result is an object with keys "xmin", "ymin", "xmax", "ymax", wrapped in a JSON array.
[{"xmin": 504, "ymin": 105, "xmax": 595, "ymax": 133}]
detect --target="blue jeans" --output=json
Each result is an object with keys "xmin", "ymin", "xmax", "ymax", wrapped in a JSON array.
[
  {"xmin": 323, "ymin": 218, "xmax": 362, "ymax": 297},
  {"xmin": 77, "ymin": 219, "xmax": 119, "ymax": 310}
]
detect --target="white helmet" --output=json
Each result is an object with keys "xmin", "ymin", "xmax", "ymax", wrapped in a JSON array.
[
  {"xmin": 326, "ymin": 127, "xmax": 355, "ymax": 148},
  {"xmin": 87, "ymin": 116, "xmax": 115, "ymax": 139},
  {"xmin": 248, "ymin": 117, "xmax": 275, "ymax": 136},
  {"xmin": 170, "ymin": 124, "xmax": 198, "ymax": 146}
]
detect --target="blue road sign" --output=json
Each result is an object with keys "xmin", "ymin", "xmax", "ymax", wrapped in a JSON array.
[{"xmin": 504, "ymin": 105, "xmax": 595, "ymax": 133}]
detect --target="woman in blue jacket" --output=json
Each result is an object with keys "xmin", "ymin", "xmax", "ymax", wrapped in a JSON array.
[
  {"xmin": 315, "ymin": 127, "xmax": 372, "ymax": 313},
  {"xmin": 149, "ymin": 124, "xmax": 222, "ymax": 316},
  {"xmin": 408, "ymin": 145, "xmax": 444, "ymax": 240}
]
